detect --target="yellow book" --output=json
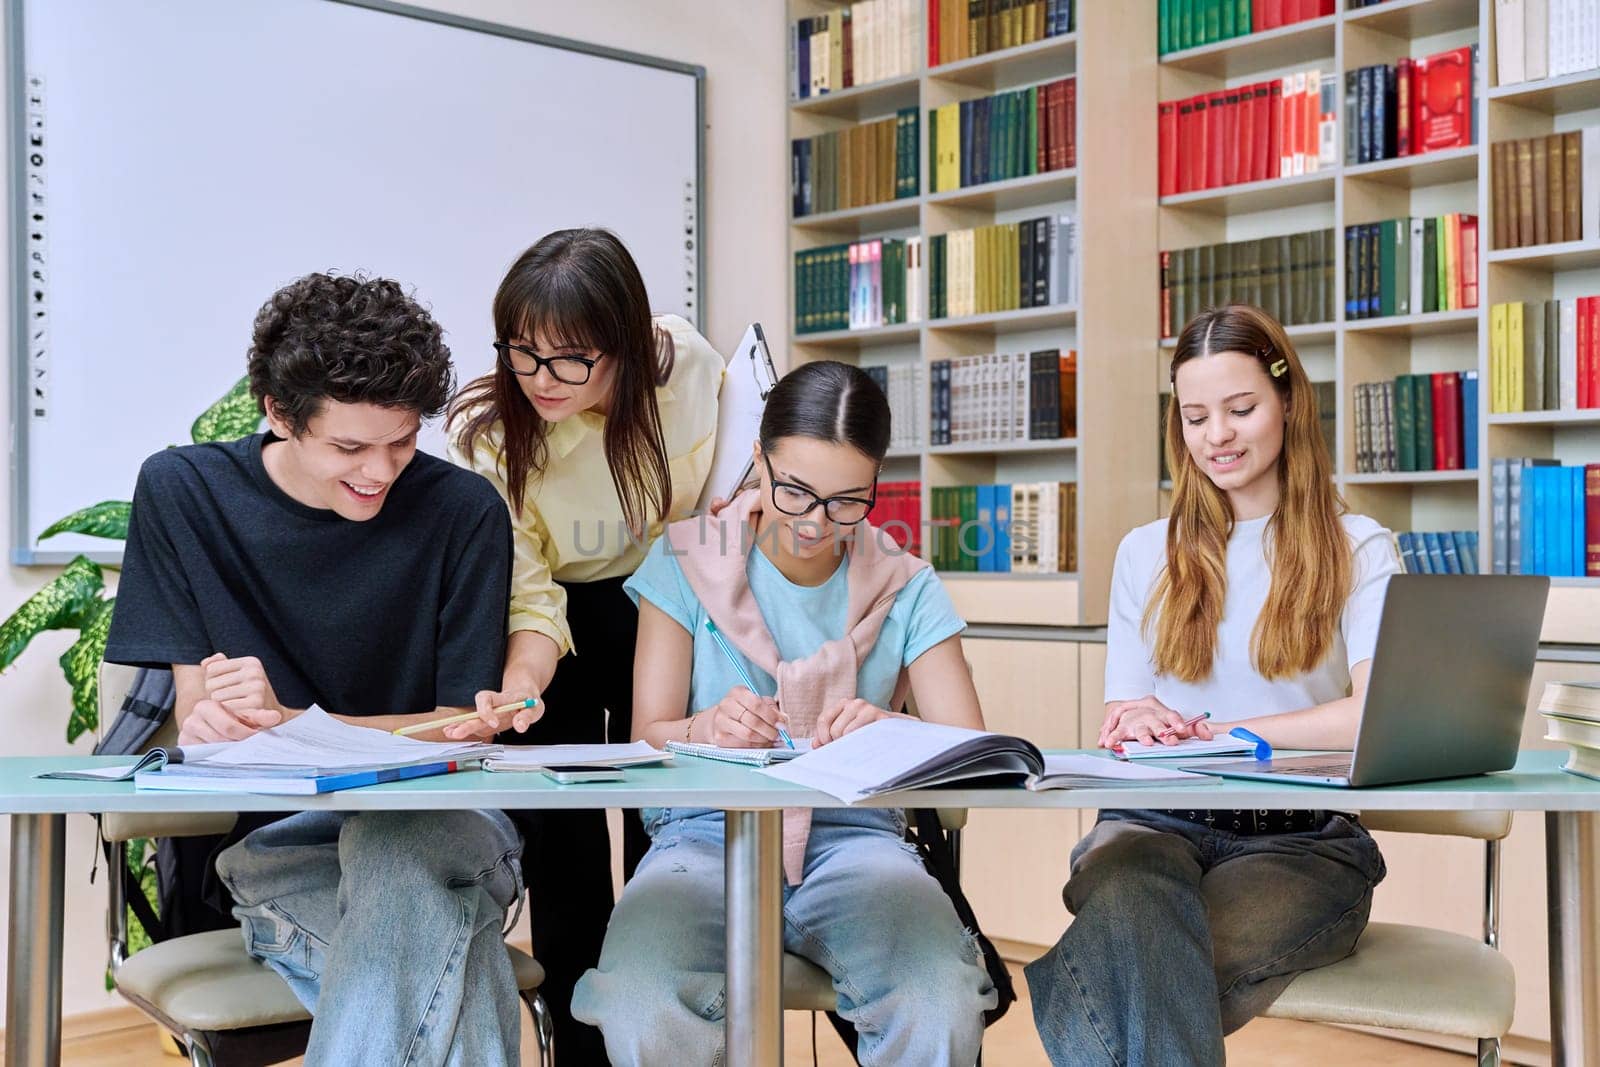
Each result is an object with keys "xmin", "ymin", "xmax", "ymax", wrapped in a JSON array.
[
  {"xmin": 1508, "ymin": 300, "xmax": 1525, "ymax": 413},
  {"xmin": 1490, "ymin": 303, "xmax": 1508, "ymax": 414},
  {"xmin": 1006, "ymin": 222, "xmax": 1021, "ymax": 310},
  {"xmin": 1444, "ymin": 213, "xmax": 1460, "ymax": 313},
  {"xmin": 937, "ymin": 103, "xmax": 961, "ymax": 192}
]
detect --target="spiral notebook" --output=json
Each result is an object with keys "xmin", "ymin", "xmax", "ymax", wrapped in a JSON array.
[{"xmin": 664, "ymin": 738, "xmax": 813, "ymax": 766}]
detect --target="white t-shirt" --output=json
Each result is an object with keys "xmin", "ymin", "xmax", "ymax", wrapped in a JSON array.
[{"xmin": 1103, "ymin": 512, "xmax": 1401, "ymax": 722}]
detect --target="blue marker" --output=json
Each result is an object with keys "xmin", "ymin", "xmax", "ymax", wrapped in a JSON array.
[{"xmin": 704, "ymin": 618, "xmax": 795, "ymax": 749}]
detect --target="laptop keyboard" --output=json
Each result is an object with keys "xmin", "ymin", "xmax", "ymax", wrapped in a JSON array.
[{"xmin": 1268, "ymin": 760, "xmax": 1353, "ymax": 776}]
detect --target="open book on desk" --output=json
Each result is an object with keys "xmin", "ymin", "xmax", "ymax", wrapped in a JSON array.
[
  {"xmin": 763, "ymin": 719, "xmax": 1214, "ymax": 803},
  {"xmin": 484, "ymin": 741, "xmax": 671, "ymax": 772},
  {"xmin": 39, "ymin": 707, "xmax": 497, "ymax": 793},
  {"xmin": 665, "ymin": 738, "xmax": 813, "ymax": 767}
]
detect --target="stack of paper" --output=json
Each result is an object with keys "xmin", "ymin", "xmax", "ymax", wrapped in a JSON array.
[{"xmin": 484, "ymin": 741, "xmax": 671, "ymax": 772}]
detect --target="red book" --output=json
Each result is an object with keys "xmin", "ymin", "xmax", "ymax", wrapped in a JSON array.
[
  {"xmin": 1460, "ymin": 215, "xmax": 1480, "ymax": 308},
  {"xmin": 1588, "ymin": 296, "xmax": 1600, "ymax": 409},
  {"xmin": 1222, "ymin": 90, "xmax": 1241, "ymax": 186},
  {"xmin": 1319, "ymin": 0, "xmax": 1335, "ymax": 13},
  {"xmin": 1267, "ymin": 80, "xmax": 1283, "ymax": 179},
  {"xmin": 1431, "ymin": 373, "xmax": 1450, "ymax": 470},
  {"xmin": 1237, "ymin": 85, "xmax": 1257, "ymax": 184},
  {"xmin": 1417, "ymin": 46, "xmax": 1472, "ymax": 152},
  {"xmin": 1206, "ymin": 91, "xmax": 1227, "ymax": 188},
  {"xmin": 1250, "ymin": 82, "xmax": 1271, "ymax": 181},
  {"xmin": 1192, "ymin": 96, "xmax": 1209, "ymax": 190},
  {"xmin": 1586, "ymin": 465, "xmax": 1600, "ymax": 576},
  {"xmin": 1396, "ymin": 57, "xmax": 1413, "ymax": 157},
  {"xmin": 928, "ymin": 0, "xmax": 940, "ymax": 67},
  {"xmin": 1574, "ymin": 295, "xmax": 1587, "ymax": 409},
  {"xmin": 1159, "ymin": 102, "xmax": 1179, "ymax": 197},
  {"xmin": 1178, "ymin": 97, "xmax": 1197, "ymax": 192},
  {"xmin": 1160, "ymin": 250, "xmax": 1172, "ymax": 338},
  {"xmin": 1038, "ymin": 88, "xmax": 1051, "ymax": 174},
  {"xmin": 1257, "ymin": 0, "xmax": 1283, "ymax": 31},
  {"xmin": 1065, "ymin": 79, "xmax": 1077, "ymax": 169}
]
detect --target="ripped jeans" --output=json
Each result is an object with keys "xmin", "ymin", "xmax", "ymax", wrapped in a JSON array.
[
  {"xmin": 571, "ymin": 806, "xmax": 997, "ymax": 1066},
  {"xmin": 214, "ymin": 810, "xmax": 525, "ymax": 1067}
]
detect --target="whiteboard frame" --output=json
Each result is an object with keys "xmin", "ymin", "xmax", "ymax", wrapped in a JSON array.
[{"xmin": 7, "ymin": 0, "xmax": 706, "ymax": 565}]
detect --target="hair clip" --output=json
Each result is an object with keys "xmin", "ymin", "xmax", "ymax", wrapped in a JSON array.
[{"xmin": 1268, "ymin": 358, "xmax": 1288, "ymax": 378}]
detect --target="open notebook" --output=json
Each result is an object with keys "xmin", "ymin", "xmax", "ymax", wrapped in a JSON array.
[
  {"xmin": 665, "ymin": 739, "xmax": 813, "ymax": 767},
  {"xmin": 763, "ymin": 719, "xmax": 1213, "ymax": 803},
  {"xmin": 483, "ymin": 741, "xmax": 671, "ymax": 772},
  {"xmin": 39, "ymin": 707, "xmax": 497, "ymax": 793}
]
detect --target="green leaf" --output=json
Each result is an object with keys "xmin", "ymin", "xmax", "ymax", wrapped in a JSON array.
[
  {"xmin": 39, "ymin": 501, "xmax": 131, "ymax": 543},
  {"xmin": 0, "ymin": 556, "xmax": 105, "ymax": 672},
  {"xmin": 60, "ymin": 597, "xmax": 113, "ymax": 742},
  {"xmin": 190, "ymin": 376, "xmax": 262, "ymax": 444}
]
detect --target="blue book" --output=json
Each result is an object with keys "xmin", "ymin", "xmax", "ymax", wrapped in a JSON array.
[
  {"xmin": 1467, "ymin": 531, "xmax": 1481, "ymax": 574},
  {"xmin": 976, "ymin": 485, "xmax": 997, "ymax": 573},
  {"xmin": 1422, "ymin": 532, "xmax": 1449, "ymax": 574},
  {"xmin": 1451, "ymin": 530, "xmax": 1478, "ymax": 574},
  {"xmin": 992, "ymin": 483, "xmax": 1012, "ymax": 573},
  {"xmin": 1551, "ymin": 465, "xmax": 1571, "ymax": 576},
  {"xmin": 1460, "ymin": 371, "xmax": 1479, "ymax": 470},
  {"xmin": 1412, "ymin": 532, "xmax": 1436, "ymax": 573},
  {"xmin": 1397, "ymin": 532, "xmax": 1419, "ymax": 574},
  {"xmin": 132, "ymin": 759, "xmax": 470, "ymax": 795},
  {"xmin": 1439, "ymin": 532, "xmax": 1462, "ymax": 574},
  {"xmin": 1577, "ymin": 466, "xmax": 1590, "ymax": 579},
  {"xmin": 1532, "ymin": 466, "xmax": 1551, "ymax": 575}
]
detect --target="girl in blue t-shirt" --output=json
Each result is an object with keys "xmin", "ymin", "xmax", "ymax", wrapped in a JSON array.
[{"xmin": 571, "ymin": 360, "xmax": 997, "ymax": 1065}]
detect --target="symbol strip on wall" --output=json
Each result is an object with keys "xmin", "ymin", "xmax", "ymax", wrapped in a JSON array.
[{"xmin": 24, "ymin": 72, "xmax": 48, "ymax": 422}]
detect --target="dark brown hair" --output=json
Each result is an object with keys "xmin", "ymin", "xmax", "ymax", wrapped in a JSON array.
[
  {"xmin": 1150, "ymin": 303, "xmax": 1350, "ymax": 682},
  {"xmin": 248, "ymin": 272, "xmax": 452, "ymax": 435},
  {"xmin": 758, "ymin": 360, "xmax": 890, "ymax": 460},
  {"xmin": 448, "ymin": 229, "xmax": 674, "ymax": 534}
]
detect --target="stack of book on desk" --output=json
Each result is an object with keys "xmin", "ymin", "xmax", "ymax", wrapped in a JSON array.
[{"xmin": 1539, "ymin": 681, "xmax": 1600, "ymax": 781}]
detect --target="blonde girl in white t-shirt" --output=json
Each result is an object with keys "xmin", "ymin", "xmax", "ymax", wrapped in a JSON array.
[{"xmin": 1025, "ymin": 303, "xmax": 1398, "ymax": 1066}]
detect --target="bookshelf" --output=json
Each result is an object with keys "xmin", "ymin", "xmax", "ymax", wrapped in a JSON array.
[{"xmin": 785, "ymin": 1, "xmax": 1154, "ymax": 628}]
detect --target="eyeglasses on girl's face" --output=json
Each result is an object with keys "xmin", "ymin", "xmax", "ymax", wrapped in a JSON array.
[
  {"xmin": 493, "ymin": 341, "xmax": 601, "ymax": 385},
  {"xmin": 761, "ymin": 452, "xmax": 876, "ymax": 524}
]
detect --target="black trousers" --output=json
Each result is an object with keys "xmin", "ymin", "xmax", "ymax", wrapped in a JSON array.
[{"xmin": 499, "ymin": 575, "xmax": 650, "ymax": 1066}]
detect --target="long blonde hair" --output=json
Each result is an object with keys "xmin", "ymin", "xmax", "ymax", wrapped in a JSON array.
[{"xmin": 1147, "ymin": 304, "xmax": 1350, "ymax": 682}]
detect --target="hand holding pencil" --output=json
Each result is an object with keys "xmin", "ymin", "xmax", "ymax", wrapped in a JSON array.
[{"xmin": 393, "ymin": 693, "xmax": 542, "ymax": 740}]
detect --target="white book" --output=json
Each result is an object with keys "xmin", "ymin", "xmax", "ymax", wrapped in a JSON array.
[
  {"xmin": 1584, "ymin": 126, "xmax": 1600, "ymax": 240},
  {"xmin": 914, "ymin": 362, "xmax": 927, "ymax": 445},
  {"xmin": 903, "ymin": 0, "xmax": 919, "ymax": 80},
  {"xmin": 1497, "ymin": 0, "xmax": 1527, "ymax": 86},
  {"xmin": 1549, "ymin": 0, "xmax": 1566, "ymax": 78},
  {"xmin": 667, "ymin": 739, "xmax": 811, "ymax": 767},
  {"xmin": 483, "ymin": 741, "xmax": 670, "ymax": 772},
  {"xmin": 1409, "ymin": 217, "xmax": 1425, "ymax": 316},
  {"xmin": 906, "ymin": 236, "xmax": 923, "ymax": 323},
  {"xmin": 1037, "ymin": 480, "xmax": 1058, "ymax": 572},
  {"xmin": 1561, "ymin": 297, "xmax": 1578, "ymax": 410},
  {"xmin": 855, "ymin": 2, "xmax": 872, "ymax": 86},
  {"xmin": 812, "ymin": 27, "xmax": 830, "ymax": 95},
  {"xmin": 1528, "ymin": 0, "xmax": 1550, "ymax": 82},
  {"xmin": 1015, "ymin": 352, "xmax": 1029, "ymax": 441},
  {"xmin": 1112, "ymin": 734, "xmax": 1259, "ymax": 760}
]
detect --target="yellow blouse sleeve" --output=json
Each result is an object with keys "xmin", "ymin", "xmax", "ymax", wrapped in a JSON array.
[{"xmin": 448, "ymin": 436, "xmax": 574, "ymax": 657}]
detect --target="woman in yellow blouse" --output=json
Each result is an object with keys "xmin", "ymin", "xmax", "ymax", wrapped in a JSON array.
[{"xmin": 448, "ymin": 228, "xmax": 721, "ymax": 1062}]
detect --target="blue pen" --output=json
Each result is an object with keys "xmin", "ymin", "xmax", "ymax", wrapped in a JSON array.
[
  {"xmin": 704, "ymin": 618, "xmax": 795, "ymax": 749},
  {"xmin": 1228, "ymin": 727, "xmax": 1273, "ymax": 761}
]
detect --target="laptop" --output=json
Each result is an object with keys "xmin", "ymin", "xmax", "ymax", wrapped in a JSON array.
[{"xmin": 1181, "ymin": 574, "xmax": 1550, "ymax": 788}]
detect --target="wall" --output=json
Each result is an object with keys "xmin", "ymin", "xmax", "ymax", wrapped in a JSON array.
[{"xmin": 0, "ymin": 0, "xmax": 787, "ymax": 1025}]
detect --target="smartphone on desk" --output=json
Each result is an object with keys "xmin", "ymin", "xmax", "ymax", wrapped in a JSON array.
[{"xmin": 540, "ymin": 765, "xmax": 624, "ymax": 784}]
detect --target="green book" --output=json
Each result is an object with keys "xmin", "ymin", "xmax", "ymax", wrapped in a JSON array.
[
  {"xmin": 959, "ymin": 485, "xmax": 979, "ymax": 571},
  {"xmin": 1394, "ymin": 374, "xmax": 1417, "ymax": 472},
  {"xmin": 1204, "ymin": 0, "xmax": 1221, "ymax": 45},
  {"xmin": 1422, "ymin": 217, "xmax": 1438, "ymax": 313},
  {"xmin": 1395, "ymin": 218, "xmax": 1411, "ymax": 316},
  {"xmin": 1159, "ymin": 0, "xmax": 1171, "ymax": 54},
  {"xmin": 1259, "ymin": 237, "xmax": 1280, "ymax": 320},
  {"xmin": 1220, "ymin": 0, "xmax": 1235, "ymax": 40},
  {"xmin": 1435, "ymin": 215, "xmax": 1449, "ymax": 312},
  {"xmin": 928, "ymin": 109, "xmax": 939, "ymax": 194},
  {"xmin": 1025, "ymin": 87, "xmax": 1038, "ymax": 177},
  {"xmin": 1414, "ymin": 374, "xmax": 1435, "ymax": 471},
  {"xmin": 1378, "ymin": 220, "xmax": 1398, "ymax": 318},
  {"xmin": 1179, "ymin": 0, "xmax": 1195, "ymax": 50},
  {"xmin": 1235, "ymin": 0, "xmax": 1250, "ymax": 38}
]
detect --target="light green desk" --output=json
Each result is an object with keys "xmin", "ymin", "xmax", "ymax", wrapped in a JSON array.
[{"xmin": 5, "ymin": 751, "xmax": 1600, "ymax": 1067}]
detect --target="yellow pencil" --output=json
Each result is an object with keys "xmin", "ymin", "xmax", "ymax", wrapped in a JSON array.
[{"xmin": 392, "ymin": 698, "xmax": 539, "ymax": 737}]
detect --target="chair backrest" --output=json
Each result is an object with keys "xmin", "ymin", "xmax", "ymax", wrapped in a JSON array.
[
  {"xmin": 96, "ymin": 660, "xmax": 237, "ymax": 843},
  {"xmin": 1356, "ymin": 810, "xmax": 1512, "ymax": 840}
]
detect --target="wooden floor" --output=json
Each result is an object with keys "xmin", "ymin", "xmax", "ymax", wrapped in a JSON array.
[{"xmin": 40, "ymin": 964, "xmax": 1473, "ymax": 1065}]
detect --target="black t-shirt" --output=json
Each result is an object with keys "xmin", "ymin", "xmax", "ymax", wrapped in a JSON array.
[{"xmin": 105, "ymin": 432, "xmax": 511, "ymax": 715}]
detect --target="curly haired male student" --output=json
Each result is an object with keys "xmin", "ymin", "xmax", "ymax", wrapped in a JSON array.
[{"xmin": 105, "ymin": 272, "xmax": 536, "ymax": 1065}]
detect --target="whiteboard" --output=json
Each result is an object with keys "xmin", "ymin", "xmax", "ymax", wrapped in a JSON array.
[{"xmin": 9, "ymin": 0, "xmax": 703, "ymax": 563}]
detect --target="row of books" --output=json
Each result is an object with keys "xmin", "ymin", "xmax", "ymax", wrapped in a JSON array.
[
  {"xmin": 1538, "ymin": 681, "xmax": 1600, "ymax": 783},
  {"xmin": 793, "ymin": 237, "xmax": 923, "ymax": 334},
  {"xmin": 927, "ymin": 0, "xmax": 1074, "ymax": 67},
  {"xmin": 788, "ymin": 1, "xmax": 920, "ymax": 101},
  {"xmin": 929, "ymin": 349, "xmax": 1076, "ymax": 446},
  {"xmin": 872, "ymin": 481, "xmax": 924, "ymax": 558},
  {"xmin": 1494, "ymin": 0, "xmax": 1600, "ymax": 88},
  {"xmin": 1345, "ymin": 46, "xmax": 1477, "ymax": 165},
  {"xmin": 1490, "ymin": 131, "xmax": 1600, "ymax": 250},
  {"xmin": 928, "ymin": 77, "xmax": 1074, "ymax": 192},
  {"xmin": 1351, "ymin": 372, "xmax": 1479, "ymax": 475},
  {"xmin": 1395, "ymin": 531, "xmax": 1480, "ymax": 575},
  {"xmin": 1343, "ymin": 215, "xmax": 1480, "ymax": 320},
  {"xmin": 1490, "ymin": 460, "xmax": 1599, "ymax": 577},
  {"xmin": 1157, "ymin": 383, "xmax": 1336, "ymax": 481},
  {"xmin": 1158, "ymin": 71, "xmax": 1334, "ymax": 196},
  {"xmin": 791, "ymin": 109, "xmax": 920, "ymax": 218},
  {"xmin": 1157, "ymin": 0, "xmax": 1334, "ymax": 56},
  {"xmin": 928, "ymin": 482, "xmax": 1076, "ymax": 573},
  {"xmin": 862, "ymin": 365, "xmax": 926, "ymax": 451},
  {"xmin": 1489, "ymin": 300, "xmax": 1600, "ymax": 414},
  {"xmin": 1159, "ymin": 228, "xmax": 1335, "ymax": 338},
  {"xmin": 927, "ymin": 215, "xmax": 1074, "ymax": 320}
]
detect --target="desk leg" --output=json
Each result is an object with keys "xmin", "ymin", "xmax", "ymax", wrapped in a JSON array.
[
  {"xmin": 1546, "ymin": 811, "xmax": 1600, "ymax": 1067},
  {"xmin": 6, "ymin": 813, "xmax": 64, "ymax": 1067},
  {"xmin": 724, "ymin": 810, "xmax": 782, "ymax": 1067}
]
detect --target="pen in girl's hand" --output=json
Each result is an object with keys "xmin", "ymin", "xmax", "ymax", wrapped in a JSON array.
[
  {"xmin": 392, "ymin": 698, "xmax": 539, "ymax": 737},
  {"xmin": 1156, "ymin": 711, "xmax": 1210, "ymax": 740},
  {"xmin": 704, "ymin": 618, "xmax": 794, "ymax": 749}
]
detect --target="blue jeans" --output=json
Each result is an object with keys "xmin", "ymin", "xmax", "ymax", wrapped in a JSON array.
[
  {"xmin": 571, "ymin": 807, "xmax": 997, "ymax": 1066},
  {"xmin": 214, "ymin": 809, "xmax": 525, "ymax": 1067},
  {"xmin": 1025, "ymin": 809, "xmax": 1385, "ymax": 1067}
]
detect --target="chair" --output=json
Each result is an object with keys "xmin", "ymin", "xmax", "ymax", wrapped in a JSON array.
[
  {"xmin": 1262, "ymin": 810, "xmax": 1516, "ymax": 1067},
  {"xmin": 96, "ymin": 663, "xmax": 555, "ymax": 1067}
]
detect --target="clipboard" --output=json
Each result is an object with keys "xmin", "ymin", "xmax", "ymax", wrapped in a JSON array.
[{"xmin": 696, "ymin": 322, "xmax": 778, "ymax": 510}]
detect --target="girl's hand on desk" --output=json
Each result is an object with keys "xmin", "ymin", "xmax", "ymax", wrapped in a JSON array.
[
  {"xmin": 814, "ymin": 699, "xmax": 894, "ymax": 746},
  {"xmin": 202, "ymin": 653, "xmax": 288, "ymax": 720},
  {"xmin": 179, "ymin": 698, "xmax": 281, "ymax": 745},
  {"xmin": 448, "ymin": 688, "xmax": 544, "ymax": 740},
  {"xmin": 705, "ymin": 687, "xmax": 786, "ymax": 748},
  {"xmin": 1100, "ymin": 695, "xmax": 1213, "ymax": 749}
]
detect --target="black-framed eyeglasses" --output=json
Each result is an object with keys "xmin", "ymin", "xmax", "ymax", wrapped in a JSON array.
[
  {"xmin": 493, "ymin": 341, "xmax": 601, "ymax": 385},
  {"xmin": 761, "ymin": 452, "xmax": 876, "ymax": 525}
]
